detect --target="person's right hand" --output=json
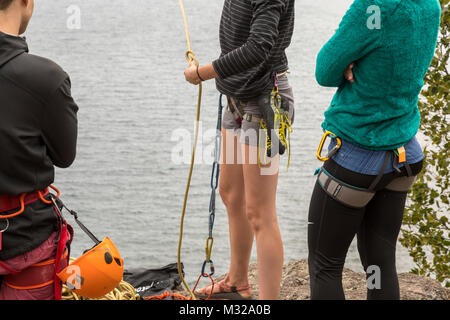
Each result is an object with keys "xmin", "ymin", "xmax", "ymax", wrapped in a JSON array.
[{"xmin": 344, "ymin": 63, "xmax": 355, "ymax": 83}]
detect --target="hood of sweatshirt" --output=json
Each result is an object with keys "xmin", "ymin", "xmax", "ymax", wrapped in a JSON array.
[{"xmin": 0, "ymin": 31, "xmax": 28, "ymax": 68}]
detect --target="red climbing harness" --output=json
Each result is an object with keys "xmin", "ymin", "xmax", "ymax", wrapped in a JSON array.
[{"xmin": 0, "ymin": 185, "xmax": 71, "ymax": 300}]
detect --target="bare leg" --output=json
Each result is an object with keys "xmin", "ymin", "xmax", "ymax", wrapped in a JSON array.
[
  {"xmin": 242, "ymin": 143, "xmax": 283, "ymax": 300},
  {"xmin": 196, "ymin": 129, "xmax": 253, "ymax": 297},
  {"xmin": 196, "ymin": 131, "xmax": 283, "ymax": 299}
]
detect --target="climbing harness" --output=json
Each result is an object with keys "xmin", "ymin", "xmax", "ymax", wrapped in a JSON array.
[
  {"xmin": 316, "ymin": 168, "xmax": 377, "ymax": 208},
  {"xmin": 0, "ymin": 185, "xmax": 70, "ymax": 300},
  {"xmin": 387, "ymin": 146, "xmax": 416, "ymax": 191},
  {"xmin": 2, "ymin": 250, "xmax": 69, "ymax": 290},
  {"xmin": 227, "ymin": 97, "xmax": 262, "ymax": 127},
  {"xmin": 0, "ymin": 185, "xmax": 124, "ymax": 299},
  {"xmin": 258, "ymin": 72, "xmax": 293, "ymax": 169},
  {"xmin": 314, "ymin": 133, "xmax": 416, "ymax": 208}
]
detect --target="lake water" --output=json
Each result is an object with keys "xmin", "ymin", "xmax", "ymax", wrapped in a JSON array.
[{"xmin": 24, "ymin": 0, "xmax": 415, "ymax": 284}]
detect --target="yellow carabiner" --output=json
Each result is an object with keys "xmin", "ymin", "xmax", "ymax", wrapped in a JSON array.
[{"xmin": 316, "ymin": 131, "xmax": 342, "ymax": 162}]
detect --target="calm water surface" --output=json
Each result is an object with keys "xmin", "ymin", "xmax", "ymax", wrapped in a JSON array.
[{"xmin": 24, "ymin": 0, "xmax": 414, "ymax": 284}]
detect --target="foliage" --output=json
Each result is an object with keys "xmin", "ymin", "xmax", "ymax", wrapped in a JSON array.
[{"xmin": 400, "ymin": 0, "xmax": 450, "ymax": 287}]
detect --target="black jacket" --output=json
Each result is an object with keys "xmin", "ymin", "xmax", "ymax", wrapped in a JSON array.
[
  {"xmin": 0, "ymin": 32, "xmax": 78, "ymax": 260},
  {"xmin": 0, "ymin": 32, "xmax": 78, "ymax": 195}
]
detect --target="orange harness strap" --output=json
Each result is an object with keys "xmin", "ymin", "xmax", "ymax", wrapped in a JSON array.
[
  {"xmin": 4, "ymin": 250, "xmax": 68, "ymax": 290},
  {"xmin": 0, "ymin": 189, "xmax": 49, "ymax": 219}
]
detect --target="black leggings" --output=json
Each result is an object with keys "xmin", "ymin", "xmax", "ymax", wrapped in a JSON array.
[{"xmin": 307, "ymin": 159, "xmax": 423, "ymax": 300}]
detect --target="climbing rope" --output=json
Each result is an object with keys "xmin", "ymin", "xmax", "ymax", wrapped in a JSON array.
[
  {"xmin": 62, "ymin": 280, "xmax": 139, "ymax": 300},
  {"xmin": 65, "ymin": 0, "xmax": 213, "ymax": 301},
  {"xmin": 177, "ymin": 0, "xmax": 203, "ymax": 300},
  {"xmin": 145, "ymin": 96, "xmax": 221, "ymax": 301},
  {"xmin": 144, "ymin": 273, "xmax": 215, "ymax": 301}
]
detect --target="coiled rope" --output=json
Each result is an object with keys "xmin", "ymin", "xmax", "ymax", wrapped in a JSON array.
[{"xmin": 62, "ymin": 280, "xmax": 139, "ymax": 300}]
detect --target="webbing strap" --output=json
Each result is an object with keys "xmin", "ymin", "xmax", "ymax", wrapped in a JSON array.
[
  {"xmin": 52, "ymin": 197, "xmax": 101, "ymax": 245},
  {"xmin": 242, "ymin": 113, "xmax": 262, "ymax": 123},
  {"xmin": 317, "ymin": 169, "xmax": 375, "ymax": 208},
  {"xmin": 385, "ymin": 176, "xmax": 416, "ymax": 192},
  {"xmin": 73, "ymin": 213, "xmax": 101, "ymax": 245},
  {"xmin": 404, "ymin": 162, "xmax": 413, "ymax": 177},
  {"xmin": 368, "ymin": 151, "xmax": 391, "ymax": 191},
  {"xmin": 227, "ymin": 97, "xmax": 262, "ymax": 124}
]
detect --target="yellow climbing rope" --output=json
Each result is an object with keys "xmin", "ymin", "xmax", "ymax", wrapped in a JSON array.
[
  {"xmin": 177, "ymin": 0, "xmax": 202, "ymax": 300},
  {"xmin": 62, "ymin": 279, "xmax": 139, "ymax": 300}
]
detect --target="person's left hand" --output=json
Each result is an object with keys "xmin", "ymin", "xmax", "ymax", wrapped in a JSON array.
[
  {"xmin": 344, "ymin": 63, "xmax": 355, "ymax": 83},
  {"xmin": 184, "ymin": 64, "xmax": 200, "ymax": 85}
]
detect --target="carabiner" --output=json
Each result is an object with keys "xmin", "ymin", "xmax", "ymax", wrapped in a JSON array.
[
  {"xmin": 205, "ymin": 237, "xmax": 214, "ymax": 261},
  {"xmin": 316, "ymin": 131, "xmax": 342, "ymax": 162},
  {"xmin": 201, "ymin": 259, "xmax": 215, "ymax": 278}
]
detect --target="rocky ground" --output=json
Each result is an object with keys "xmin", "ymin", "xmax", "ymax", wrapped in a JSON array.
[{"xmin": 177, "ymin": 259, "xmax": 449, "ymax": 300}]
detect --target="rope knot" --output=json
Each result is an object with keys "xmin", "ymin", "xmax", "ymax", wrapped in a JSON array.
[{"xmin": 185, "ymin": 50, "xmax": 199, "ymax": 66}]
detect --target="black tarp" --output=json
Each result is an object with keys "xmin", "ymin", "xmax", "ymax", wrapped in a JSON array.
[{"xmin": 123, "ymin": 263, "xmax": 183, "ymax": 299}]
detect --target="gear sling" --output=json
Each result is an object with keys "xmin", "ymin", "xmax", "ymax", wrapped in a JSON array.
[
  {"xmin": 226, "ymin": 71, "xmax": 293, "ymax": 168},
  {"xmin": 315, "ymin": 131, "xmax": 416, "ymax": 208}
]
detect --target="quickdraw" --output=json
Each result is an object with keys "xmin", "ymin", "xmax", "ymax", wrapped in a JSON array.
[{"xmin": 201, "ymin": 95, "xmax": 223, "ymax": 278}]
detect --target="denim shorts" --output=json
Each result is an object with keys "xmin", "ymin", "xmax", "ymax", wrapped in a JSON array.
[{"xmin": 222, "ymin": 75, "xmax": 295, "ymax": 146}]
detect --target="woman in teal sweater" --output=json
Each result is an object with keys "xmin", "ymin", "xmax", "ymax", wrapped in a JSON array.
[{"xmin": 308, "ymin": 0, "xmax": 441, "ymax": 300}]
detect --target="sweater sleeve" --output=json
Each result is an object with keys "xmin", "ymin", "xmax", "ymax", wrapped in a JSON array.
[
  {"xmin": 315, "ymin": 0, "xmax": 383, "ymax": 87},
  {"xmin": 212, "ymin": 0, "xmax": 287, "ymax": 79},
  {"xmin": 41, "ymin": 76, "xmax": 79, "ymax": 168}
]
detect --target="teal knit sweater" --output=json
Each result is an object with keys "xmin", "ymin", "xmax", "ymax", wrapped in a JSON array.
[{"xmin": 316, "ymin": 0, "xmax": 441, "ymax": 150}]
